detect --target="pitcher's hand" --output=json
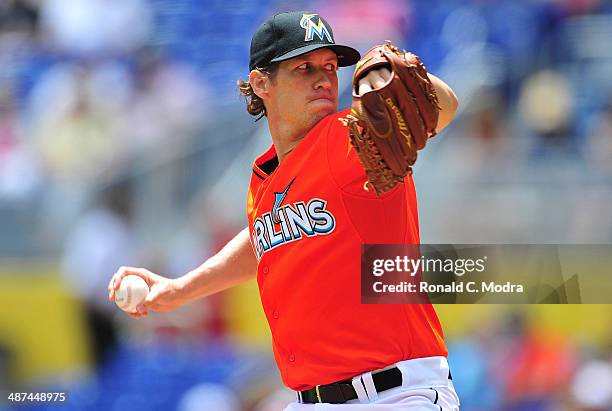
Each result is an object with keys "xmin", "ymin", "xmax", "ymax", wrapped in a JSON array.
[
  {"xmin": 357, "ymin": 67, "xmax": 391, "ymax": 95},
  {"xmin": 108, "ymin": 267, "xmax": 186, "ymax": 318}
]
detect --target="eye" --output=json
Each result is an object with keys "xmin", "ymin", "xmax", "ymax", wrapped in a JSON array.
[
  {"xmin": 325, "ymin": 63, "xmax": 337, "ymax": 72},
  {"xmin": 296, "ymin": 63, "xmax": 308, "ymax": 70}
]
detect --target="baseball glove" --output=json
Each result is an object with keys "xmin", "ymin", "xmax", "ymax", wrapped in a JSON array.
[{"xmin": 343, "ymin": 42, "xmax": 440, "ymax": 195}]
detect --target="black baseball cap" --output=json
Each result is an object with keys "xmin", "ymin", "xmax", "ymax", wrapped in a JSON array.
[{"xmin": 249, "ymin": 11, "xmax": 361, "ymax": 71}]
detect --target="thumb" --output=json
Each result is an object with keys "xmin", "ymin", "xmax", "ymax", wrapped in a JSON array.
[{"xmin": 144, "ymin": 285, "xmax": 163, "ymax": 306}]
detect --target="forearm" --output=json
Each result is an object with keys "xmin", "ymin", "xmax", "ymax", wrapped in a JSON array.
[
  {"xmin": 428, "ymin": 73, "xmax": 459, "ymax": 133},
  {"xmin": 176, "ymin": 227, "xmax": 257, "ymax": 303}
]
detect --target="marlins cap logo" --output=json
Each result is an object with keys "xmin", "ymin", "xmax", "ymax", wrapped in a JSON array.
[{"xmin": 300, "ymin": 13, "xmax": 333, "ymax": 42}]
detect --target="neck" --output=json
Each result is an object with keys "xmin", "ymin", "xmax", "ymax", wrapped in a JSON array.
[{"xmin": 267, "ymin": 116, "xmax": 310, "ymax": 163}]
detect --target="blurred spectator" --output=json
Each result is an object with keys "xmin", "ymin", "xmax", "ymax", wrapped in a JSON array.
[
  {"xmin": 431, "ymin": 86, "xmax": 525, "ymax": 179},
  {"xmin": 0, "ymin": 0, "xmax": 38, "ymax": 37},
  {"xmin": 0, "ymin": 86, "xmax": 43, "ymax": 202},
  {"xmin": 121, "ymin": 48, "xmax": 210, "ymax": 152},
  {"xmin": 586, "ymin": 98, "xmax": 612, "ymax": 172},
  {"xmin": 178, "ymin": 383, "xmax": 241, "ymax": 411},
  {"xmin": 571, "ymin": 359, "xmax": 612, "ymax": 410},
  {"xmin": 0, "ymin": 342, "xmax": 14, "ymax": 391},
  {"xmin": 39, "ymin": 0, "xmax": 152, "ymax": 56},
  {"xmin": 499, "ymin": 318, "xmax": 577, "ymax": 410},
  {"xmin": 448, "ymin": 337, "xmax": 500, "ymax": 411},
  {"xmin": 29, "ymin": 63, "xmax": 122, "ymax": 183},
  {"xmin": 0, "ymin": 86, "xmax": 19, "ymax": 162},
  {"xmin": 253, "ymin": 387, "xmax": 295, "ymax": 411},
  {"xmin": 166, "ymin": 195, "xmax": 247, "ymax": 339},
  {"xmin": 61, "ymin": 181, "xmax": 138, "ymax": 366},
  {"xmin": 518, "ymin": 70, "xmax": 575, "ymax": 146}
]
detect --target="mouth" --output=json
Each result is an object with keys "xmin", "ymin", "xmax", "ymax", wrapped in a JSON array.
[
  {"xmin": 308, "ymin": 96, "xmax": 335, "ymax": 105},
  {"xmin": 309, "ymin": 92, "xmax": 334, "ymax": 101}
]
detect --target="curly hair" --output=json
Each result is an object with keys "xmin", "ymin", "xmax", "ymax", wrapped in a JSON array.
[{"xmin": 237, "ymin": 64, "xmax": 279, "ymax": 121}]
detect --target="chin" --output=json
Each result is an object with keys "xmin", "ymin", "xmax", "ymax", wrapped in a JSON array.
[
  {"xmin": 312, "ymin": 106, "xmax": 336, "ymax": 122},
  {"xmin": 306, "ymin": 112, "xmax": 329, "ymax": 129}
]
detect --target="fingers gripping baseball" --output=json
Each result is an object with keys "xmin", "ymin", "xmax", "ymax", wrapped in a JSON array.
[
  {"xmin": 108, "ymin": 266, "xmax": 184, "ymax": 318},
  {"xmin": 108, "ymin": 266, "xmax": 148, "ymax": 301}
]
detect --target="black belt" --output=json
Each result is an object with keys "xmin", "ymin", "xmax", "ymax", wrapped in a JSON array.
[{"xmin": 298, "ymin": 367, "xmax": 452, "ymax": 404}]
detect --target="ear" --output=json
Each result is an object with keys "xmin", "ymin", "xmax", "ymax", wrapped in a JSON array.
[{"xmin": 249, "ymin": 69, "xmax": 270, "ymax": 99}]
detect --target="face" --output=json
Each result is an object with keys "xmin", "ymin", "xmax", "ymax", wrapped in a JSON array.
[{"xmin": 256, "ymin": 48, "xmax": 339, "ymax": 135}]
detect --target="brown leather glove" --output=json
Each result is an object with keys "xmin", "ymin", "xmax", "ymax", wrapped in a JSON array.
[{"xmin": 344, "ymin": 42, "xmax": 440, "ymax": 195}]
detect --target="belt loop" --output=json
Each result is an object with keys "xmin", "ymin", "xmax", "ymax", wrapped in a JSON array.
[
  {"xmin": 397, "ymin": 362, "xmax": 410, "ymax": 388},
  {"xmin": 362, "ymin": 371, "xmax": 379, "ymax": 401},
  {"xmin": 315, "ymin": 385, "xmax": 322, "ymax": 403},
  {"xmin": 351, "ymin": 375, "xmax": 369, "ymax": 403},
  {"xmin": 297, "ymin": 391, "xmax": 302, "ymax": 403}
]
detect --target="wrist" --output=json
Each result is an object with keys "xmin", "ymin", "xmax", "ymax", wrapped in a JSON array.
[
  {"xmin": 174, "ymin": 266, "xmax": 210, "ymax": 303},
  {"xmin": 172, "ymin": 275, "xmax": 192, "ymax": 304}
]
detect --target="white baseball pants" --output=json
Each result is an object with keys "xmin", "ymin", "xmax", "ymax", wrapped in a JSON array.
[{"xmin": 284, "ymin": 356, "xmax": 460, "ymax": 410}]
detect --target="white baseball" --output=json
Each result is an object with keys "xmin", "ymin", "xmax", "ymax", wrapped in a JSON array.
[{"xmin": 115, "ymin": 275, "xmax": 149, "ymax": 313}]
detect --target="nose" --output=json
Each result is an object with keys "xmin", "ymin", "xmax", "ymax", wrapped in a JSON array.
[{"xmin": 313, "ymin": 69, "xmax": 333, "ymax": 91}]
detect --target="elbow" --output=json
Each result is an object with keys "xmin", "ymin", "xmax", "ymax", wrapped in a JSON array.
[
  {"xmin": 434, "ymin": 88, "xmax": 459, "ymax": 133},
  {"xmin": 443, "ymin": 87, "xmax": 459, "ymax": 127}
]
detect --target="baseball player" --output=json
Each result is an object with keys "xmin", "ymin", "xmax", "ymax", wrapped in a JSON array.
[{"xmin": 109, "ymin": 11, "xmax": 460, "ymax": 409}]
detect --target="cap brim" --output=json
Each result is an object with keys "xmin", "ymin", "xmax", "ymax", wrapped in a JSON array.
[{"xmin": 270, "ymin": 44, "xmax": 361, "ymax": 67}]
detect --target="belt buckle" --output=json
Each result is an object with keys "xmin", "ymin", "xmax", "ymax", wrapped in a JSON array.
[{"xmin": 315, "ymin": 385, "xmax": 322, "ymax": 403}]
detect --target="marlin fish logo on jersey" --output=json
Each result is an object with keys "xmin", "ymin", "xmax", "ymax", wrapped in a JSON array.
[
  {"xmin": 272, "ymin": 178, "xmax": 295, "ymax": 224},
  {"xmin": 252, "ymin": 178, "xmax": 336, "ymax": 259},
  {"xmin": 300, "ymin": 13, "xmax": 333, "ymax": 42}
]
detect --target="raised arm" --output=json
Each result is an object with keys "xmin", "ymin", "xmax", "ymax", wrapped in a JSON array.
[{"xmin": 108, "ymin": 227, "xmax": 257, "ymax": 317}]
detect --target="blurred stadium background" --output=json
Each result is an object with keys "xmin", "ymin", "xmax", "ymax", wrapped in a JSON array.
[{"xmin": 0, "ymin": 0, "xmax": 611, "ymax": 410}]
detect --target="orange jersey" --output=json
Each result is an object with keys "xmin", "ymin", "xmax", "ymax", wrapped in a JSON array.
[{"xmin": 246, "ymin": 109, "xmax": 447, "ymax": 391}]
